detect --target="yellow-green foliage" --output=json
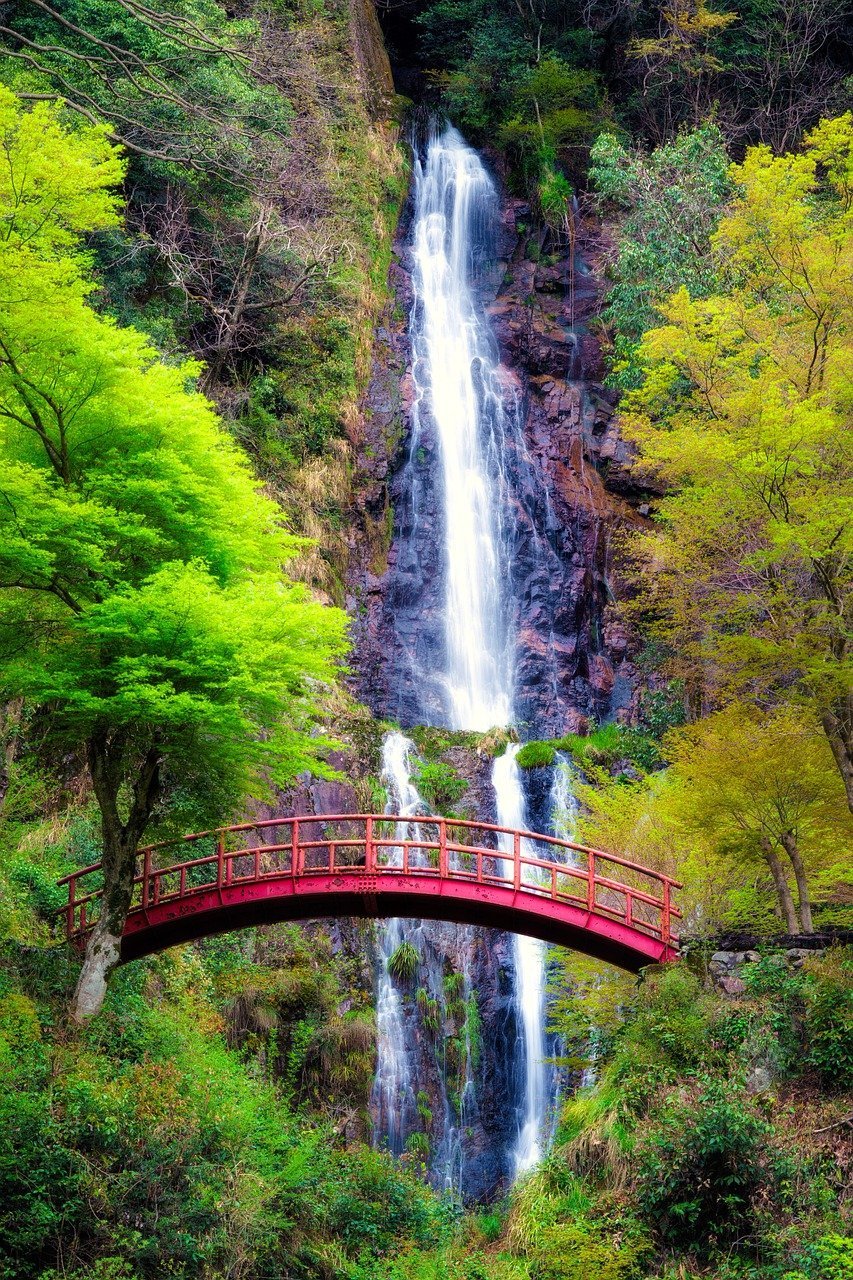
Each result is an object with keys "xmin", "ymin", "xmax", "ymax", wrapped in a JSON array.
[
  {"xmin": 568, "ymin": 705, "xmax": 851, "ymax": 935},
  {"xmin": 621, "ymin": 116, "xmax": 853, "ymax": 782}
]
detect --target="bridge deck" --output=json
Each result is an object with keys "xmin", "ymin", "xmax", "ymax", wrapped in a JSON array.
[{"xmin": 57, "ymin": 814, "xmax": 682, "ymax": 971}]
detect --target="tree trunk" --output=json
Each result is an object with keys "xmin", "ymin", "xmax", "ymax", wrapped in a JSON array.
[
  {"xmin": 780, "ymin": 831, "xmax": 814, "ymax": 933},
  {"xmin": 71, "ymin": 732, "xmax": 160, "ymax": 1023},
  {"xmin": 72, "ymin": 913, "xmax": 127, "ymax": 1023},
  {"xmin": 206, "ymin": 211, "xmax": 267, "ymax": 385},
  {"xmin": 760, "ymin": 836, "xmax": 800, "ymax": 933},
  {"xmin": 821, "ymin": 699, "xmax": 853, "ymax": 815}
]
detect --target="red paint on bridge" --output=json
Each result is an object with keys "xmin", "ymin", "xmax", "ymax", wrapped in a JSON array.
[{"xmin": 58, "ymin": 815, "xmax": 681, "ymax": 971}]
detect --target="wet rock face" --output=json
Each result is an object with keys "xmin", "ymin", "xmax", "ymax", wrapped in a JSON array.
[
  {"xmin": 351, "ymin": 192, "xmax": 648, "ymax": 736},
  {"xmin": 373, "ymin": 918, "xmax": 522, "ymax": 1201},
  {"xmin": 345, "ymin": 180, "xmax": 654, "ymax": 1201}
]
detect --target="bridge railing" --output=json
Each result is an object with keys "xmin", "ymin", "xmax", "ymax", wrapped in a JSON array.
[{"xmin": 56, "ymin": 813, "xmax": 682, "ymax": 948}]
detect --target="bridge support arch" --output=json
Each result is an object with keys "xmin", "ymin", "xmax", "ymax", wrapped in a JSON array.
[{"xmin": 58, "ymin": 814, "xmax": 681, "ymax": 972}]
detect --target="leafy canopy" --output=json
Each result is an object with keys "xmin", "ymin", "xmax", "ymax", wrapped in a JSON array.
[
  {"xmin": 590, "ymin": 123, "xmax": 731, "ymax": 387},
  {"xmin": 566, "ymin": 705, "xmax": 851, "ymax": 934},
  {"xmin": 619, "ymin": 116, "xmax": 853, "ymax": 758},
  {"xmin": 0, "ymin": 0, "xmax": 290, "ymax": 185},
  {"xmin": 0, "ymin": 90, "xmax": 347, "ymax": 819}
]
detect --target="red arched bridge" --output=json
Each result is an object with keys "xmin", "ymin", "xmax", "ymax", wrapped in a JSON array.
[{"xmin": 57, "ymin": 814, "xmax": 681, "ymax": 971}]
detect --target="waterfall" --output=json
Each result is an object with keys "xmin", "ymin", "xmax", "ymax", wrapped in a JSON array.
[
  {"xmin": 373, "ymin": 729, "xmax": 477, "ymax": 1191},
  {"xmin": 545, "ymin": 752, "xmax": 583, "ymax": 1112},
  {"xmin": 550, "ymin": 752, "xmax": 580, "ymax": 841},
  {"xmin": 373, "ymin": 123, "xmax": 561, "ymax": 1191},
  {"xmin": 370, "ymin": 732, "xmax": 423, "ymax": 1155},
  {"xmin": 493, "ymin": 744, "xmax": 548, "ymax": 1175},
  {"xmin": 381, "ymin": 730, "xmax": 423, "ymax": 818},
  {"xmin": 409, "ymin": 126, "xmax": 515, "ymax": 732},
  {"xmin": 410, "ymin": 126, "xmax": 553, "ymax": 1176}
]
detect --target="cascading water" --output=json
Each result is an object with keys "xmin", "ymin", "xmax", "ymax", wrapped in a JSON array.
[
  {"xmin": 372, "ymin": 729, "xmax": 478, "ymax": 1191},
  {"xmin": 411, "ymin": 126, "xmax": 553, "ymax": 1175},
  {"xmin": 493, "ymin": 744, "xmax": 549, "ymax": 1174},
  {"xmin": 371, "ymin": 732, "xmax": 423, "ymax": 1155},
  {"xmin": 550, "ymin": 752, "xmax": 580, "ymax": 842},
  {"xmin": 373, "ymin": 122, "xmax": 567, "ymax": 1191},
  {"xmin": 406, "ymin": 126, "xmax": 517, "ymax": 731}
]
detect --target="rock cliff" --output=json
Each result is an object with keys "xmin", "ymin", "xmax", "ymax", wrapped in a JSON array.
[{"xmin": 350, "ymin": 179, "xmax": 647, "ymax": 738}]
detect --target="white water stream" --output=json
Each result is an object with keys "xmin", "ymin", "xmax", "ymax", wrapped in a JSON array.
[
  {"xmin": 550, "ymin": 752, "xmax": 580, "ymax": 843},
  {"xmin": 371, "ymin": 732, "xmax": 422, "ymax": 1155},
  {"xmin": 493, "ymin": 744, "xmax": 548, "ymax": 1174},
  {"xmin": 409, "ymin": 126, "xmax": 515, "ymax": 732},
  {"xmin": 374, "ymin": 123, "xmax": 579, "ymax": 1189}
]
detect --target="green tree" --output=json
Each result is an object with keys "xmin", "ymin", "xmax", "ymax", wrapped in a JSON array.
[
  {"xmin": 718, "ymin": 0, "xmax": 849, "ymax": 153},
  {"xmin": 620, "ymin": 116, "xmax": 853, "ymax": 808},
  {"xmin": 663, "ymin": 706, "xmax": 850, "ymax": 933},
  {"xmin": 627, "ymin": 0, "xmax": 737, "ymax": 140},
  {"xmin": 0, "ymin": 92, "xmax": 347, "ymax": 1019},
  {"xmin": 567, "ymin": 707, "xmax": 850, "ymax": 935},
  {"xmin": 589, "ymin": 123, "xmax": 731, "ymax": 387},
  {"xmin": 0, "ymin": 0, "xmax": 288, "ymax": 182}
]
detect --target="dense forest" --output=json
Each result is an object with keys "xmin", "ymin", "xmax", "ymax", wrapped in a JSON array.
[{"xmin": 0, "ymin": 1, "xmax": 850, "ymax": 1278}]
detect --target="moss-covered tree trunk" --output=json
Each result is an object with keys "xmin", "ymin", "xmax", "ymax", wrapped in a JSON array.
[
  {"xmin": 760, "ymin": 836, "xmax": 800, "ymax": 934},
  {"xmin": 71, "ymin": 732, "xmax": 160, "ymax": 1023},
  {"xmin": 779, "ymin": 831, "xmax": 814, "ymax": 933},
  {"xmin": 822, "ymin": 699, "xmax": 853, "ymax": 816}
]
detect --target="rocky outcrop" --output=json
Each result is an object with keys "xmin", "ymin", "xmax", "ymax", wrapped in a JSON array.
[
  {"xmin": 349, "ymin": 185, "xmax": 650, "ymax": 738},
  {"xmin": 344, "ymin": 171, "xmax": 652, "ymax": 1199},
  {"xmin": 348, "ymin": 0, "xmax": 396, "ymax": 120}
]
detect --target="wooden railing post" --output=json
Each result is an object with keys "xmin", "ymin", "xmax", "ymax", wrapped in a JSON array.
[
  {"xmin": 66, "ymin": 875, "xmax": 76, "ymax": 938},
  {"xmin": 142, "ymin": 848, "xmax": 151, "ymax": 910},
  {"xmin": 365, "ymin": 816, "xmax": 374, "ymax": 873},
  {"xmin": 439, "ymin": 819, "xmax": 448, "ymax": 879},
  {"xmin": 291, "ymin": 818, "xmax": 299, "ymax": 876},
  {"xmin": 587, "ymin": 850, "xmax": 595, "ymax": 913},
  {"xmin": 662, "ymin": 879, "xmax": 671, "ymax": 945},
  {"xmin": 217, "ymin": 833, "xmax": 225, "ymax": 888},
  {"xmin": 513, "ymin": 831, "xmax": 521, "ymax": 892}
]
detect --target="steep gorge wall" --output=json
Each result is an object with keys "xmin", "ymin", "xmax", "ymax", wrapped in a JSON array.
[
  {"xmin": 245, "ymin": 8, "xmax": 652, "ymax": 1200},
  {"xmin": 336, "ymin": 141, "xmax": 650, "ymax": 1196},
  {"xmin": 349, "ymin": 184, "xmax": 646, "ymax": 736}
]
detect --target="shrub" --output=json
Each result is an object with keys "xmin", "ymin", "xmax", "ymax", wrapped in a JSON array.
[
  {"xmin": 474, "ymin": 1209, "xmax": 504, "ymax": 1243},
  {"xmin": 406, "ymin": 1130, "xmax": 430, "ymax": 1160},
  {"xmin": 592, "ymin": 966, "xmax": 715, "ymax": 1120},
  {"xmin": 414, "ymin": 760, "xmax": 469, "ymax": 812},
  {"xmin": 531, "ymin": 1219, "xmax": 647, "ymax": 1280},
  {"xmin": 791, "ymin": 1234, "xmax": 853, "ymax": 1280},
  {"xmin": 323, "ymin": 1145, "xmax": 451, "ymax": 1257},
  {"xmin": 516, "ymin": 741, "xmax": 556, "ymax": 769},
  {"xmin": 783, "ymin": 1235, "xmax": 853, "ymax": 1280},
  {"xmin": 389, "ymin": 940, "xmax": 420, "ymax": 982},
  {"xmin": 802, "ymin": 948, "xmax": 853, "ymax": 1089},
  {"xmin": 720, "ymin": 955, "xmax": 807, "ymax": 1078},
  {"xmin": 635, "ymin": 1079, "xmax": 774, "ymax": 1252}
]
